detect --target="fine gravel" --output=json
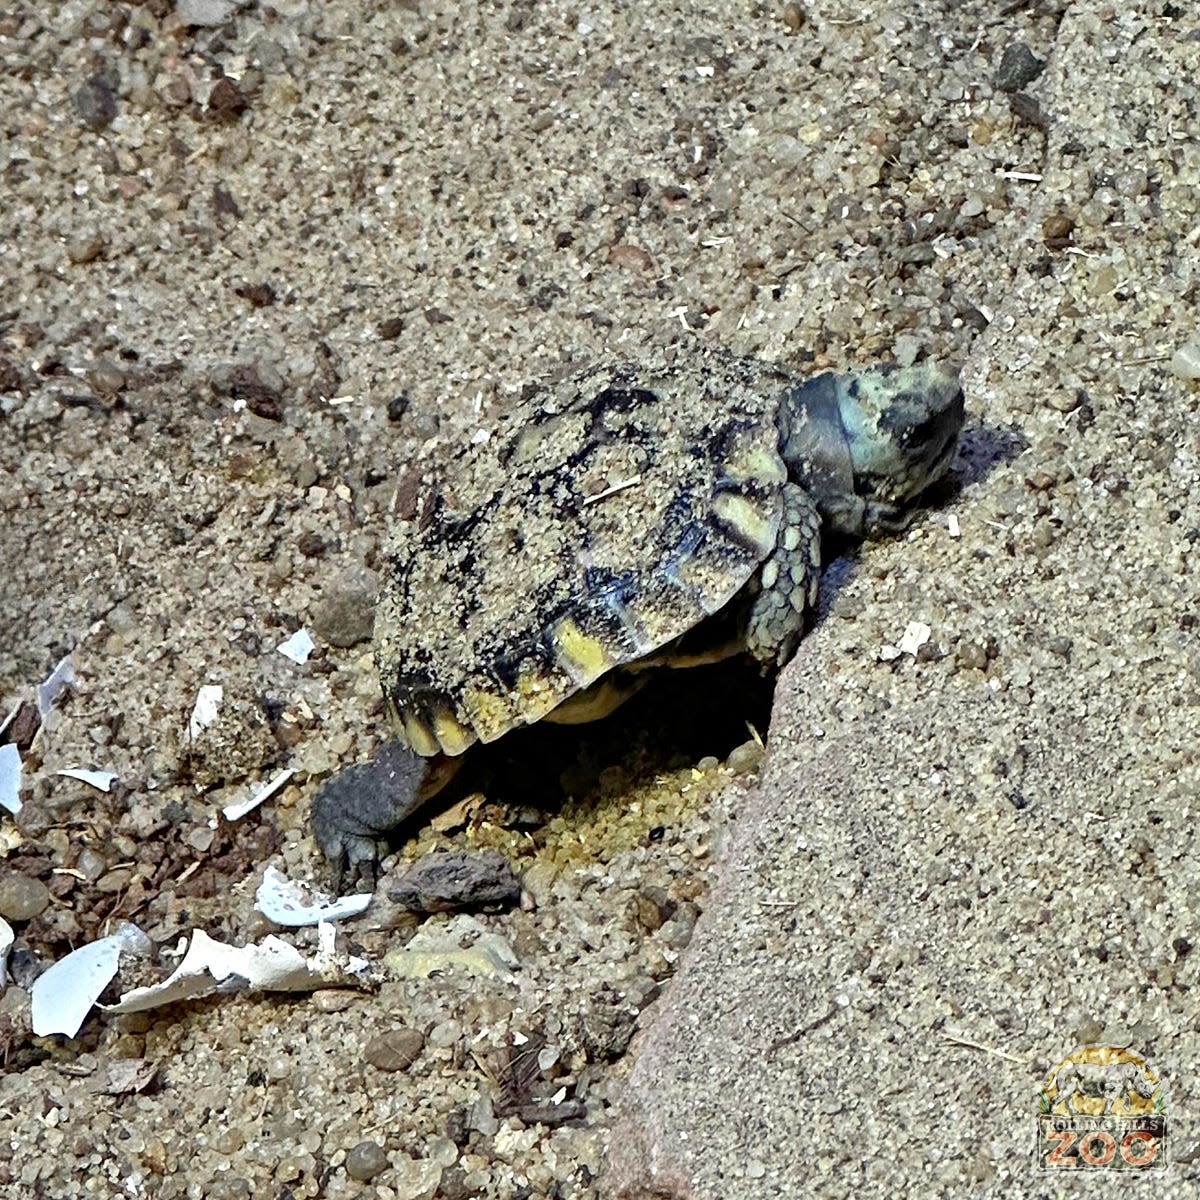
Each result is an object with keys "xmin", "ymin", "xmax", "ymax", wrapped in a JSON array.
[{"xmin": 1, "ymin": 1, "xmax": 1190, "ymax": 1197}]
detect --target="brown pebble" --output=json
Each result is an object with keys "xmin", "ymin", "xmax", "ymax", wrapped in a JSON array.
[
  {"xmin": 955, "ymin": 641, "xmax": 989, "ymax": 671},
  {"xmin": 635, "ymin": 893, "xmax": 664, "ymax": 933},
  {"xmin": 234, "ymin": 282, "xmax": 276, "ymax": 307},
  {"xmin": 607, "ymin": 243, "xmax": 656, "ymax": 274},
  {"xmin": 67, "ymin": 233, "xmax": 106, "ymax": 264},
  {"xmin": 377, "ymin": 317, "xmax": 406, "ymax": 340},
  {"xmin": 364, "ymin": 1027, "xmax": 426, "ymax": 1072},
  {"xmin": 311, "ymin": 989, "xmax": 357, "ymax": 1013},
  {"xmin": 296, "ymin": 531, "xmax": 328, "ymax": 558},
  {"xmin": 780, "ymin": 2, "xmax": 806, "ymax": 33},
  {"xmin": 4, "ymin": 701, "xmax": 40, "ymax": 751},
  {"xmin": 1042, "ymin": 211, "xmax": 1075, "ymax": 249},
  {"xmin": 208, "ymin": 77, "xmax": 248, "ymax": 123}
]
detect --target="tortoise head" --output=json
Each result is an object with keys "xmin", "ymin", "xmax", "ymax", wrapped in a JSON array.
[{"xmin": 780, "ymin": 361, "xmax": 964, "ymax": 537}]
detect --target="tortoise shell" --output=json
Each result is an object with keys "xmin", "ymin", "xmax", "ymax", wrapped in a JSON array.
[{"xmin": 376, "ymin": 351, "xmax": 798, "ymax": 757}]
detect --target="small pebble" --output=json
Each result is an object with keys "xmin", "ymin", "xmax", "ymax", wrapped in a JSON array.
[
  {"xmin": 74, "ymin": 76, "xmax": 117, "ymax": 130},
  {"xmin": 428, "ymin": 1018, "xmax": 463, "ymax": 1049},
  {"xmin": 1170, "ymin": 338, "xmax": 1200, "ymax": 381},
  {"xmin": 994, "ymin": 43, "xmax": 1045, "ymax": 94},
  {"xmin": 726, "ymin": 739, "xmax": 765, "ymax": 776},
  {"xmin": 67, "ymin": 233, "xmax": 106, "ymax": 264},
  {"xmin": 344, "ymin": 1140, "xmax": 389, "ymax": 1182},
  {"xmin": 1042, "ymin": 211, "xmax": 1075, "ymax": 247},
  {"xmin": 176, "ymin": 0, "xmax": 240, "ymax": 24},
  {"xmin": 364, "ymin": 1027, "xmax": 425, "ymax": 1072},
  {"xmin": 87, "ymin": 359, "xmax": 126, "ymax": 394},
  {"xmin": 0, "ymin": 872, "xmax": 50, "ymax": 921},
  {"xmin": 311, "ymin": 568, "xmax": 378, "ymax": 647},
  {"xmin": 780, "ymin": 2, "xmax": 806, "ymax": 33}
]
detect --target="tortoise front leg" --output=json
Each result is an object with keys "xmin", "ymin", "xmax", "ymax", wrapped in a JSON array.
[
  {"xmin": 311, "ymin": 741, "xmax": 448, "ymax": 889},
  {"xmin": 744, "ymin": 482, "xmax": 822, "ymax": 669}
]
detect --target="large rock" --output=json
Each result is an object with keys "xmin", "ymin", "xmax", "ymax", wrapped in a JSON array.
[{"xmin": 609, "ymin": 5, "xmax": 1200, "ymax": 1195}]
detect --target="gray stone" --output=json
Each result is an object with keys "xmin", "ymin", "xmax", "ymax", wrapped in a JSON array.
[
  {"xmin": 311, "ymin": 568, "xmax": 378, "ymax": 648},
  {"xmin": 387, "ymin": 850, "xmax": 521, "ymax": 913},
  {"xmin": 0, "ymin": 873, "xmax": 50, "ymax": 921},
  {"xmin": 364, "ymin": 1027, "xmax": 425, "ymax": 1072},
  {"xmin": 73, "ymin": 76, "xmax": 117, "ymax": 130},
  {"xmin": 994, "ymin": 42, "xmax": 1045, "ymax": 93},
  {"xmin": 176, "ymin": 0, "xmax": 240, "ymax": 26},
  {"xmin": 344, "ymin": 1140, "xmax": 388, "ymax": 1182}
]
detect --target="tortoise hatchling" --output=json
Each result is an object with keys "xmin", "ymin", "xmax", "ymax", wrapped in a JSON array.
[{"xmin": 313, "ymin": 348, "xmax": 964, "ymax": 877}]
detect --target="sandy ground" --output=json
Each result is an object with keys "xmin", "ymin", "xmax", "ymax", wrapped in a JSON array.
[{"xmin": 3, "ymin": 0, "xmax": 1191, "ymax": 1197}]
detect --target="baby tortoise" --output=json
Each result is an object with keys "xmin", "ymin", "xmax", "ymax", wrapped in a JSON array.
[{"xmin": 313, "ymin": 348, "xmax": 964, "ymax": 880}]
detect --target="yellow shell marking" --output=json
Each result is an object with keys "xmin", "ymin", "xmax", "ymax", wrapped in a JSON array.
[
  {"xmin": 401, "ymin": 711, "xmax": 440, "ymax": 757},
  {"xmin": 461, "ymin": 685, "xmax": 516, "ymax": 743},
  {"xmin": 551, "ymin": 617, "xmax": 615, "ymax": 685},
  {"xmin": 725, "ymin": 443, "xmax": 786, "ymax": 485},
  {"xmin": 432, "ymin": 708, "xmax": 475, "ymax": 757},
  {"xmin": 712, "ymin": 492, "xmax": 775, "ymax": 553}
]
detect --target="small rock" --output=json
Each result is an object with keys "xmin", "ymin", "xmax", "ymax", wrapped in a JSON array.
[
  {"xmin": 296, "ymin": 531, "xmax": 328, "ymax": 559},
  {"xmin": 1170, "ymin": 338, "xmax": 1200, "ymax": 382},
  {"xmin": 388, "ymin": 850, "xmax": 522, "ymax": 913},
  {"xmin": 427, "ymin": 1018, "xmax": 463, "ymax": 1049},
  {"xmin": 87, "ymin": 359, "xmax": 127, "ymax": 394},
  {"xmin": 407, "ymin": 411, "xmax": 441, "ymax": 441},
  {"xmin": 311, "ymin": 568, "xmax": 379, "ymax": 648},
  {"xmin": 3, "ymin": 701, "xmax": 40, "ymax": 752},
  {"xmin": 1042, "ymin": 211, "xmax": 1075, "ymax": 249},
  {"xmin": 779, "ymin": 2, "xmax": 806, "ymax": 34},
  {"xmin": 364, "ymin": 1027, "xmax": 425, "ymax": 1072},
  {"xmin": 516, "ymin": 1099, "xmax": 586, "ymax": 1126},
  {"xmin": 67, "ymin": 232, "xmax": 106, "ymax": 265},
  {"xmin": 994, "ymin": 43, "xmax": 1045, "ymax": 94},
  {"xmin": 210, "ymin": 362, "xmax": 285, "ymax": 420},
  {"xmin": 1008, "ymin": 92, "xmax": 1045, "ymax": 128},
  {"xmin": 726, "ymin": 739, "xmax": 764, "ymax": 776},
  {"xmin": 427, "ymin": 1137, "xmax": 459, "ymax": 1168},
  {"xmin": 661, "ymin": 901, "xmax": 699, "ymax": 950},
  {"xmin": 378, "ymin": 318, "xmax": 406, "ymax": 340},
  {"xmin": 386, "ymin": 394, "xmax": 410, "ymax": 422},
  {"xmin": 955, "ymin": 641, "xmax": 989, "ymax": 671},
  {"xmin": 344, "ymin": 1140, "xmax": 389, "ymax": 1183},
  {"xmin": 233, "ymin": 282, "xmax": 276, "ymax": 308},
  {"xmin": 469, "ymin": 1092, "xmax": 499, "ymax": 1135},
  {"xmin": 74, "ymin": 76, "xmax": 117, "ymax": 130},
  {"xmin": 0, "ymin": 872, "xmax": 51, "ymax": 921},
  {"xmin": 607, "ymin": 243, "xmax": 656, "ymax": 274},
  {"xmin": 208, "ymin": 77, "xmax": 248, "ymax": 123}
]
